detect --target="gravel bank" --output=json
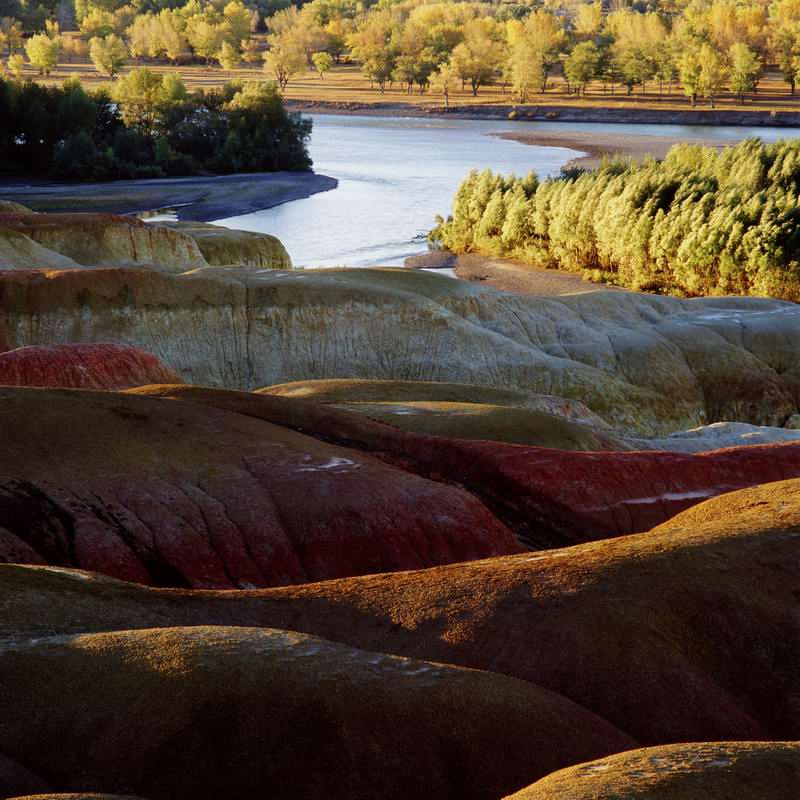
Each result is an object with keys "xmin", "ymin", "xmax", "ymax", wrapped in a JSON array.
[{"xmin": 0, "ymin": 171, "xmax": 338, "ymax": 222}]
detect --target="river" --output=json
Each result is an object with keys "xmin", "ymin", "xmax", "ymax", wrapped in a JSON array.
[{"xmin": 215, "ymin": 114, "xmax": 797, "ymax": 268}]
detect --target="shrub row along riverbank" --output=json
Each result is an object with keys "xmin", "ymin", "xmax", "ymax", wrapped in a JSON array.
[{"xmin": 431, "ymin": 138, "xmax": 800, "ymax": 301}]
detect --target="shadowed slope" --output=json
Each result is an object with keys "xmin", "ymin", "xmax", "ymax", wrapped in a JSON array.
[
  {"xmin": 0, "ymin": 625, "xmax": 634, "ymax": 800},
  {"xmin": 504, "ymin": 742, "xmax": 800, "ymax": 799},
  {"xmin": 2, "ymin": 479, "xmax": 798, "ymax": 747},
  {"xmin": 133, "ymin": 384, "xmax": 800, "ymax": 546},
  {"xmin": 0, "ymin": 754, "xmax": 50, "ymax": 799},
  {"xmin": 10, "ymin": 796, "xmax": 147, "ymax": 800},
  {"xmin": 0, "ymin": 387, "xmax": 518, "ymax": 587},
  {"xmin": 261, "ymin": 379, "xmax": 610, "ymax": 425}
]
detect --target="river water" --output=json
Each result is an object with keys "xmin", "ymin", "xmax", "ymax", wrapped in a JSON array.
[{"xmin": 215, "ymin": 114, "xmax": 797, "ymax": 268}]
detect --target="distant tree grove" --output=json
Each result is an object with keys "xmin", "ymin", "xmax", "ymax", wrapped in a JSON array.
[
  {"xmin": 431, "ymin": 139, "xmax": 800, "ymax": 301},
  {"xmin": 0, "ymin": 72, "xmax": 311, "ymax": 179},
  {"xmin": 3, "ymin": 0, "xmax": 800, "ymax": 105}
]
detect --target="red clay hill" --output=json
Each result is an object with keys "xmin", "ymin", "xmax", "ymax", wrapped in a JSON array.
[
  {"xmin": 0, "ymin": 344, "xmax": 180, "ymax": 391},
  {"xmin": 1, "ymin": 384, "xmax": 800, "ymax": 587}
]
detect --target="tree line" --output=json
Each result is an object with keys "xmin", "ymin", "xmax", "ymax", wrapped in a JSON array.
[
  {"xmin": 3, "ymin": 0, "xmax": 800, "ymax": 105},
  {"xmin": 430, "ymin": 139, "xmax": 800, "ymax": 301},
  {"xmin": 0, "ymin": 71, "xmax": 311, "ymax": 178}
]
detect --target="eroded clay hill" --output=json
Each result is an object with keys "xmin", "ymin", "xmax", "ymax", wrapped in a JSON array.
[
  {"xmin": 2, "ymin": 384, "xmax": 799, "ymax": 586},
  {"xmin": 261, "ymin": 378, "xmax": 628, "ymax": 450},
  {"xmin": 0, "ymin": 344, "xmax": 180, "ymax": 390},
  {"xmin": 0, "ymin": 212, "xmax": 292, "ymax": 273},
  {"xmin": 0, "ymin": 265, "xmax": 797, "ymax": 435},
  {"xmin": 0, "ymin": 481, "xmax": 800, "ymax": 798},
  {"xmin": 0, "ymin": 213, "xmax": 207, "ymax": 271},
  {"xmin": 504, "ymin": 742, "xmax": 800, "ymax": 799},
  {"xmin": 0, "ymin": 618, "xmax": 633, "ymax": 800},
  {"xmin": 132, "ymin": 385, "xmax": 800, "ymax": 546},
  {"xmin": 0, "ymin": 386, "xmax": 520, "ymax": 587},
  {"xmin": 162, "ymin": 222, "xmax": 292, "ymax": 268}
]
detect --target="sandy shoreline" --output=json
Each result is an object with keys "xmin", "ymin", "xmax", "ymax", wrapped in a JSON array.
[
  {"xmin": 0, "ymin": 171, "xmax": 338, "ymax": 222},
  {"xmin": 495, "ymin": 130, "xmax": 727, "ymax": 170},
  {"xmin": 406, "ymin": 251, "xmax": 623, "ymax": 297}
]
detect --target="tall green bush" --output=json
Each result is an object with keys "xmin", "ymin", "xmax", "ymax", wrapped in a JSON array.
[{"xmin": 431, "ymin": 140, "xmax": 800, "ymax": 300}]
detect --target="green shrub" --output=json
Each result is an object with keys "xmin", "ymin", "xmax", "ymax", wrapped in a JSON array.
[{"xmin": 432, "ymin": 139, "xmax": 800, "ymax": 301}]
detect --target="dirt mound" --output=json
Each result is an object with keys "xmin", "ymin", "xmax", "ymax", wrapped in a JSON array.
[
  {"xmin": 0, "ymin": 344, "xmax": 180, "ymax": 390},
  {"xmin": 504, "ymin": 742, "xmax": 800, "ymax": 799},
  {"xmin": 0, "ymin": 625, "xmax": 633, "ymax": 800},
  {"xmin": 0, "ymin": 386, "xmax": 519, "ymax": 587}
]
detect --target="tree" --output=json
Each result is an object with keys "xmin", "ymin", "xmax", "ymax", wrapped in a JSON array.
[
  {"xmin": 508, "ymin": 40, "xmax": 545, "ymax": 102},
  {"xmin": 769, "ymin": 23, "xmax": 799, "ymax": 94},
  {"xmin": 113, "ymin": 67, "xmax": 168, "ymax": 133},
  {"xmin": 160, "ymin": 17, "xmax": 187, "ymax": 65},
  {"xmin": 25, "ymin": 33, "xmax": 61, "ymax": 75},
  {"xmin": 79, "ymin": 9, "xmax": 116, "ymax": 41},
  {"xmin": 729, "ymin": 42, "xmax": 760, "ymax": 103},
  {"xmin": 89, "ymin": 33, "xmax": 127, "ymax": 77},
  {"xmin": 429, "ymin": 59, "xmax": 458, "ymax": 107},
  {"xmin": 3, "ymin": 22, "xmax": 23, "ymax": 54},
  {"xmin": 188, "ymin": 19, "xmax": 225, "ymax": 66},
  {"xmin": 564, "ymin": 41, "xmax": 601, "ymax": 94},
  {"xmin": 223, "ymin": 1, "xmax": 255, "ymax": 46},
  {"xmin": 347, "ymin": 9, "xmax": 397, "ymax": 92},
  {"xmin": 217, "ymin": 40, "xmax": 240, "ymax": 74},
  {"xmin": 575, "ymin": 2, "xmax": 603, "ymax": 38},
  {"xmin": 678, "ymin": 48, "xmax": 702, "ymax": 106},
  {"xmin": 7, "ymin": 53, "xmax": 24, "ymax": 81},
  {"xmin": 127, "ymin": 15, "xmax": 161, "ymax": 62},
  {"xmin": 615, "ymin": 47, "xmax": 653, "ymax": 94},
  {"xmin": 311, "ymin": 51, "xmax": 332, "ymax": 79},
  {"xmin": 241, "ymin": 37, "xmax": 260, "ymax": 64},
  {"xmin": 698, "ymin": 43, "xmax": 727, "ymax": 107},
  {"xmin": 450, "ymin": 19, "xmax": 504, "ymax": 97},
  {"xmin": 263, "ymin": 31, "xmax": 305, "ymax": 90}
]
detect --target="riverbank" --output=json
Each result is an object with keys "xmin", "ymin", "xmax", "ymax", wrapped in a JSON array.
[
  {"xmin": 495, "ymin": 130, "xmax": 726, "ymax": 170},
  {"xmin": 0, "ymin": 171, "xmax": 338, "ymax": 222},
  {"xmin": 287, "ymin": 99, "xmax": 800, "ymax": 128},
  {"xmin": 406, "ymin": 251, "xmax": 623, "ymax": 297}
]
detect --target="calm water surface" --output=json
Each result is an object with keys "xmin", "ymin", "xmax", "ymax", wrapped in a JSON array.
[{"xmin": 216, "ymin": 115, "xmax": 798, "ymax": 267}]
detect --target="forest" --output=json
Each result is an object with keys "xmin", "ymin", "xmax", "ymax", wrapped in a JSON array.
[
  {"xmin": 430, "ymin": 138, "xmax": 800, "ymax": 300},
  {"xmin": 0, "ymin": 72, "xmax": 312, "ymax": 178},
  {"xmin": 2, "ymin": 0, "xmax": 800, "ymax": 106}
]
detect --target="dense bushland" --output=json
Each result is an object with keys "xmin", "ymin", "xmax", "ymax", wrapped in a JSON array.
[
  {"xmin": 431, "ymin": 139, "xmax": 800, "ymax": 301},
  {"xmin": 0, "ymin": 72, "xmax": 311, "ymax": 179}
]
